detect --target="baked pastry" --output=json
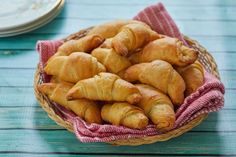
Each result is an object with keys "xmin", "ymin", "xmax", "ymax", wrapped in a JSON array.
[
  {"xmin": 124, "ymin": 60, "xmax": 186, "ymax": 105},
  {"xmin": 111, "ymin": 23, "xmax": 161, "ymax": 56},
  {"xmin": 129, "ymin": 37, "xmax": 198, "ymax": 66},
  {"xmin": 66, "ymin": 72, "xmax": 142, "ymax": 104},
  {"xmin": 91, "ymin": 47, "xmax": 131, "ymax": 74},
  {"xmin": 54, "ymin": 35, "xmax": 104, "ymax": 57},
  {"xmin": 136, "ymin": 84, "xmax": 175, "ymax": 131},
  {"xmin": 101, "ymin": 102, "xmax": 148, "ymax": 129},
  {"xmin": 176, "ymin": 61, "xmax": 204, "ymax": 96},
  {"xmin": 87, "ymin": 20, "xmax": 150, "ymax": 39},
  {"xmin": 37, "ymin": 82, "xmax": 102, "ymax": 124},
  {"xmin": 44, "ymin": 52, "xmax": 106, "ymax": 83}
]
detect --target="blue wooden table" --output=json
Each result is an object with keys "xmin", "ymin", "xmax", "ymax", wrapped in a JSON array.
[{"xmin": 0, "ymin": 0, "xmax": 235, "ymax": 156}]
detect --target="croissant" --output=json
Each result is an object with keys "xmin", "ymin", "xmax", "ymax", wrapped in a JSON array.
[
  {"xmin": 176, "ymin": 61, "xmax": 204, "ymax": 96},
  {"xmin": 66, "ymin": 72, "xmax": 142, "ymax": 104},
  {"xmin": 87, "ymin": 20, "xmax": 150, "ymax": 39},
  {"xmin": 129, "ymin": 37, "xmax": 198, "ymax": 66},
  {"xmin": 101, "ymin": 102, "xmax": 148, "ymax": 129},
  {"xmin": 111, "ymin": 23, "xmax": 161, "ymax": 56},
  {"xmin": 91, "ymin": 47, "xmax": 131, "ymax": 74},
  {"xmin": 124, "ymin": 60, "xmax": 186, "ymax": 105},
  {"xmin": 37, "ymin": 82, "xmax": 102, "ymax": 124},
  {"xmin": 136, "ymin": 84, "xmax": 175, "ymax": 131},
  {"xmin": 54, "ymin": 35, "xmax": 104, "ymax": 57},
  {"xmin": 100, "ymin": 38, "xmax": 113, "ymax": 48},
  {"xmin": 44, "ymin": 52, "xmax": 106, "ymax": 83}
]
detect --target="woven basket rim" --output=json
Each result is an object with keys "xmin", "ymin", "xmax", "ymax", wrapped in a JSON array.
[{"xmin": 34, "ymin": 26, "xmax": 220, "ymax": 146}]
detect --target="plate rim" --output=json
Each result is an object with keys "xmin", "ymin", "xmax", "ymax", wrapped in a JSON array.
[
  {"xmin": 0, "ymin": 0, "xmax": 62, "ymax": 31},
  {"xmin": 0, "ymin": 0, "xmax": 65, "ymax": 37}
]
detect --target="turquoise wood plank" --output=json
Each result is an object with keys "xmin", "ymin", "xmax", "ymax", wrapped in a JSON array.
[
  {"xmin": 2, "ymin": 155, "xmax": 227, "ymax": 157},
  {"xmin": 0, "ymin": 34, "xmax": 65, "ymax": 49},
  {"xmin": 0, "ymin": 87, "xmax": 36, "ymax": 107},
  {"xmin": 212, "ymin": 53, "xmax": 236, "ymax": 70},
  {"xmin": 3, "ymin": 155, "xmax": 156, "ymax": 157},
  {"xmin": 0, "ymin": 50, "xmax": 38, "ymax": 68},
  {"xmin": 69, "ymin": 0, "xmax": 236, "ymax": 6},
  {"xmin": 3, "ymin": 155, "xmax": 221, "ymax": 157},
  {"xmin": 28, "ymin": 19, "xmax": 236, "ymax": 36},
  {"xmin": 0, "ymin": 69, "xmax": 34, "ymax": 87},
  {"xmin": 0, "ymin": 130, "xmax": 235, "ymax": 155},
  {"xmin": 58, "ymin": 3, "xmax": 236, "ymax": 21},
  {"xmin": 192, "ymin": 110, "xmax": 236, "ymax": 131},
  {"xmin": 0, "ymin": 107, "xmax": 63, "ymax": 129},
  {"xmin": 0, "ymin": 106, "xmax": 234, "ymax": 131},
  {"xmin": 0, "ymin": 19, "xmax": 230, "ymax": 37},
  {"xmin": 193, "ymin": 36, "xmax": 236, "ymax": 53}
]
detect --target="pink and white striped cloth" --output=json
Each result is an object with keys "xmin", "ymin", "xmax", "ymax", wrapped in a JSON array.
[{"xmin": 36, "ymin": 2, "xmax": 225, "ymax": 142}]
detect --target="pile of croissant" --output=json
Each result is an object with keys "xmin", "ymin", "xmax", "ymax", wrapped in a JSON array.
[{"xmin": 38, "ymin": 20, "xmax": 204, "ymax": 131}]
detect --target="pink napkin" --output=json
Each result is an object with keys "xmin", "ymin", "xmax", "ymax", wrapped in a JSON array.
[{"xmin": 36, "ymin": 2, "xmax": 225, "ymax": 142}]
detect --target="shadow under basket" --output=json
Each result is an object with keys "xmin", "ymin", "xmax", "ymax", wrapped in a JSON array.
[{"xmin": 34, "ymin": 27, "xmax": 220, "ymax": 146}]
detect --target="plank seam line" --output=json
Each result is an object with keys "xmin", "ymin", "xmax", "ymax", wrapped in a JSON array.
[
  {"xmin": 66, "ymin": 3, "xmax": 236, "ymax": 7},
  {"xmin": 54, "ymin": 17, "xmax": 236, "ymax": 22},
  {"xmin": 0, "ymin": 151, "xmax": 235, "ymax": 156}
]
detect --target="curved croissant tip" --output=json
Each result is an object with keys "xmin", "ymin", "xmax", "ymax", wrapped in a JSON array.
[
  {"xmin": 111, "ymin": 40, "xmax": 129, "ymax": 56},
  {"xmin": 155, "ymin": 117, "xmax": 175, "ymax": 132},
  {"xmin": 192, "ymin": 48, "xmax": 199, "ymax": 58},
  {"xmin": 135, "ymin": 113, "xmax": 149, "ymax": 129},
  {"xmin": 140, "ymin": 117, "xmax": 149, "ymax": 128},
  {"xmin": 66, "ymin": 92, "xmax": 74, "ymax": 100},
  {"xmin": 93, "ymin": 35, "xmax": 105, "ymax": 43}
]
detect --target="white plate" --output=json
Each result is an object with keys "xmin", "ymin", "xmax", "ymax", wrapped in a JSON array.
[
  {"xmin": 0, "ymin": 0, "xmax": 64, "ymax": 37},
  {"xmin": 0, "ymin": 0, "xmax": 61, "ymax": 31}
]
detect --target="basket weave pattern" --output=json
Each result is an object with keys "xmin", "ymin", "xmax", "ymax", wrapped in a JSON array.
[{"xmin": 34, "ymin": 28, "xmax": 220, "ymax": 145}]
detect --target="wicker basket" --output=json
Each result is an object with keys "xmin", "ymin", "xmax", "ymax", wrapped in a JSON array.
[{"xmin": 34, "ymin": 27, "xmax": 220, "ymax": 146}]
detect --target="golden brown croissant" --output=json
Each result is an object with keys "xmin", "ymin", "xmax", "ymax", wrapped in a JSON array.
[
  {"xmin": 176, "ymin": 61, "xmax": 204, "ymax": 96},
  {"xmin": 50, "ymin": 76, "xmax": 60, "ymax": 83},
  {"xmin": 111, "ymin": 23, "xmax": 161, "ymax": 56},
  {"xmin": 136, "ymin": 84, "xmax": 175, "ymax": 131},
  {"xmin": 87, "ymin": 20, "xmax": 150, "ymax": 39},
  {"xmin": 91, "ymin": 47, "xmax": 131, "ymax": 74},
  {"xmin": 53, "ymin": 35, "xmax": 104, "ymax": 57},
  {"xmin": 66, "ymin": 72, "xmax": 142, "ymax": 104},
  {"xmin": 124, "ymin": 60, "xmax": 186, "ymax": 105},
  {"xmin": 37, "ymin": 82, "xmax": 102, "ymax": 124},
  {"xmin": 129, "ymin": 37, "xmax": 198, "ymax": 66},
  {"xmin": 44, "ymin": 52, "xmax": 106, "ymax": 83},
  {"xmin": 101, "ymin": 102, "xmax": 148, "ymax": 129}
]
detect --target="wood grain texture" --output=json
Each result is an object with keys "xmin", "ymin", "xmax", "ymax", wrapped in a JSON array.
[
  {"xmin": 3, "ymin": 154, "xmax": 228, "ymax": 157},
  {"xmin": 0, "ymin": 130, "xmax": 235, "ymax": 155},
  {"xmin": 68, "ymin": 0, "xmax": 236, "ymax": 6},
  {"xmin": 0, "ymin": 107, "xmax": 234, "ymax": 131},
  {"xmin": 0, "ymin": 0, "xmax": 234, "ymax": 156},
  {"xmin": 56, "ymin": 4, "xmax": 236, "ymax": 20}
]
